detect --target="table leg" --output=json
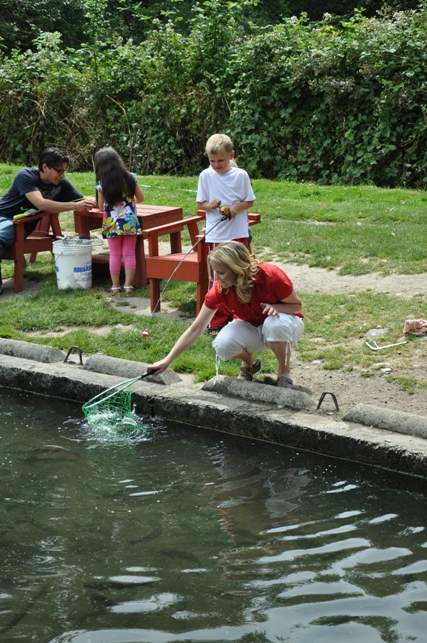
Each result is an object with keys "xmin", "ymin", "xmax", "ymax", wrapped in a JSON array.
[
  {"xmin": 73, "ymin": 212, "xmax": 91, "ymax": 236},
  {"xmin": 133, "ymin": 235, "xmax": 147, "ymax": 287}
]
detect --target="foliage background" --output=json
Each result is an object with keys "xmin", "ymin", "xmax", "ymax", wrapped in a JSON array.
[{"xmin": 1, "ymin": 0, "xmax": 427, "ymax": 187}]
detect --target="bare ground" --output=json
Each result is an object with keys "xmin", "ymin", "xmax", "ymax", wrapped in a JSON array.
[
  {"xmin": 273, "ymin": 262, "xmax": 427, "ymax": 418},
  {"xmin": 3, "ymin": 263, "xmax": 427, "ymax": 418}
]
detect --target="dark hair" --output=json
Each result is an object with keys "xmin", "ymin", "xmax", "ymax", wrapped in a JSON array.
[
  {"xmin": 94, "ymin": 147, "xmax": 136, "ymax": 206},
  {"xmin": 38, "ymin": 147, "xmax": 70, "ymax": 171}
]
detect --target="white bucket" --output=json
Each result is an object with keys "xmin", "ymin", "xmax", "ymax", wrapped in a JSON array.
[{"xmin": 53, "ymin": 240, "xmax": 92, "ymax": 290}]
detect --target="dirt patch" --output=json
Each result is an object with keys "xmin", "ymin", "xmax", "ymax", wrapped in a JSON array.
[
  {"xmin": 270, "ymin": 261, "xmax": 427, "ymax": 418},
  {"xmin": 271, "ymin": 261, "xmax": 426, "ymax": 299},
  {"xmin": 1, "ymin": 278, "xmax": 41, "ymax": 300},
  {"xmin": 290, "ymin": 358, "xmax": 427, "ymax": 418}
]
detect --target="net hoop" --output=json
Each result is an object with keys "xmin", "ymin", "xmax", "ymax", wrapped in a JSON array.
[
  {"xmin": 82, "ymin": 374, "xmax": 142, "ymax": 412},
  {"xmin": 55, "ymin": 235, "xmax": 104, "ymax": 248}
]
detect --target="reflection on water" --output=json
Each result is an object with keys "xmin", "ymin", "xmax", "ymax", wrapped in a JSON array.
[{"xmin": 1, "ymin": 387, "xmax": 427, "ymax": 643}]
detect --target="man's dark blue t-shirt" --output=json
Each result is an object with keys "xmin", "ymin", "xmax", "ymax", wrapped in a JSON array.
[{"xmin": 0, "ymin": 168, "xmax": 83, "ymax": 218}]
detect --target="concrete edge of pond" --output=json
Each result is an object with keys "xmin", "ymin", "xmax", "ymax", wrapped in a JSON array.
[{"xmin": 2, "ymin": 344, "xmax": 427, "ymax": 481}]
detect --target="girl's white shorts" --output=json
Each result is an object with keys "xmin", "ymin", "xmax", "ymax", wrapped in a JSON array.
[{"xmin": 212, "ymin": 314, "xmax": 304, "ymax": 361}]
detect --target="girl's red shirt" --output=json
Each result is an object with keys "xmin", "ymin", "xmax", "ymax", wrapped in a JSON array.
[{"xmin": 204, "ymin": 263, "xmax": 303, "ymax": 327}]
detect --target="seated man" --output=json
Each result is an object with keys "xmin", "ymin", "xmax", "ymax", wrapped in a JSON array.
[{"xmin": 0, "ymin": 147, "xmax": 96, "ymax": 294}]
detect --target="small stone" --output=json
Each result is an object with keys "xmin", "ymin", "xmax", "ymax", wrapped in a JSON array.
[{"xmin": 367, "ymin": 328, "xmax": 388, "ymax": 338}]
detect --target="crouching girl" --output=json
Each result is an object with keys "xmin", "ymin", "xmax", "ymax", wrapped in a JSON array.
[{"xmin": 147, "ymin": 241, "xmax": 304, "ymax": 387}]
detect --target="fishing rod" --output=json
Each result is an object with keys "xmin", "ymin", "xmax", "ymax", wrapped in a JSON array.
[{"xmin": 150, "ymin": 206, "xmax": 231, "ymax": 315}]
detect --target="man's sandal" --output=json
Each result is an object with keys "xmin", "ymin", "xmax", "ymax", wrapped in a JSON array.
[{"xmin": 237, "ymin": 358, "xmax": 261, "ymax": 382}]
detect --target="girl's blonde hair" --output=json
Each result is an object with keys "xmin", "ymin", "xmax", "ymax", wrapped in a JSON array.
[{"xmin": 208, "ymin": 241, "xmax": 260, "ymax": 303}]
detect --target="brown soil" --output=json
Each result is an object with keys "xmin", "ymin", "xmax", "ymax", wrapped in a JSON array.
[{"xmin": 274, "ymin": 262, "xmax": 427, "ymax": 418}]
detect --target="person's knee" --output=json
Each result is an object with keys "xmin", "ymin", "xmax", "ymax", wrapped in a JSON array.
[
  {"xmin": 212, "ymin": 332, "xmax": 244, "ymax": 361},
  {"xmin": 122, "ymin": 252, "xmax": 136, "ymax": 269},
  {"xmin": 263, "ymin": 314, "xmax": 304, "ymax": 344},
  {"xmin": 0, "ymin": 219, "xmax": 16, "ymax": 249},
  {"xmin": 120, "ymin": 237, "xmax": 136, "ymax": 269}
]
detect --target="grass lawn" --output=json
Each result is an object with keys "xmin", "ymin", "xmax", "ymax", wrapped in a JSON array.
[{"xmin": 1, "ymin": 165, "xmax": 427, "ymax": 388}]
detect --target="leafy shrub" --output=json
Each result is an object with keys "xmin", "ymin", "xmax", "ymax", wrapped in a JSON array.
[{"xmin": 2, "ymin": 2, "xmax": 427, "ymax": 186}]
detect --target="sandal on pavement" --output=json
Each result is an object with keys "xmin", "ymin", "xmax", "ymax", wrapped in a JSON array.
[
  {"xmin": 110, "ymin": 286, "xmax": 122, "ymax": 296},
  {"xmin": 237, "ymin": 358, "xmax": 261, "ymax": 382},
  {"xmin": 277, "ymin": 375, "xmax": 293, "ymax": 388},
  {"xmin": 123, "ymin": 285, "xmax": 135, "ymax": 294}
]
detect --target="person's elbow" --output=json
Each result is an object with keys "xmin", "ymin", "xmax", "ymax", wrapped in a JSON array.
[{"xmin": 135, "ymin": 187, "xmax": 144, "ymax": 203}]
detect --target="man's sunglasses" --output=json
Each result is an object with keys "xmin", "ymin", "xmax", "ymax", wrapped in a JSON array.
[{"xmin": 51, "ymin": 167, "xmax": 67, "ymax": 175}]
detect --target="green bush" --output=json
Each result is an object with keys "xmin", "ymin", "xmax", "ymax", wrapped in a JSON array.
[{"xmin": 2, "ymin": 2, "xmax": 427, "ymax": 186}]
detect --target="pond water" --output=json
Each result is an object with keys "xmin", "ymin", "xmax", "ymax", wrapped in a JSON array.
[{"xmin": 1, "ymin": 387, "xmax": 427, "ymax": 643}]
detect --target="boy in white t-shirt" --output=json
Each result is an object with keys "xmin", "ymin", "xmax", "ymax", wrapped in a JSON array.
[{"xmin": 196, "ymin": 133, "xmax": 256, "ymax": 334}]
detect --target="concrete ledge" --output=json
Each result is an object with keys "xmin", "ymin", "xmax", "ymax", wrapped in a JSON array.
[
  {"xmin": 83, "ymin": 354, "xmax": 181, "ymax": 385},
  {"xmin": 2, "ymin": 342, "xmax": 427, "ymax": 480},
  {"xmin": 202, "ymin": 375, "xmax": 316, "ymax": 411},
  {"xmin": 0, "ymin": 338, "xmax": 65, "ymax": 363},
  {"xmin": 343, "ymin": 403, "xmax": 427, "ymax": 439}
]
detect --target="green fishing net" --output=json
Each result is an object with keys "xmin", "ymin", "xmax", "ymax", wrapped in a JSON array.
[{"xmin": 82, "ymin": 376, "xmax": 141, "ymax": 432}]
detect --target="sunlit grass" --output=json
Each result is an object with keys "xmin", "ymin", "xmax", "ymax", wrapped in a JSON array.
[
  {"xmin": 3, "ymin": 167, "xmax": 427, "ymax": 275},
  {"xmin": 2, "ymin": 165, "xmax": 427, "ymax": 387},
  {"xmin": 385, "ymin": 375, "xmax": 418, "ymax": 394}
]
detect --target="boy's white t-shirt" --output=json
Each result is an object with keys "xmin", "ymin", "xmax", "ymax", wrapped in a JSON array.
[{"xmin": 196, "ymin": 166, "xmax": 256, "ymax": 243}]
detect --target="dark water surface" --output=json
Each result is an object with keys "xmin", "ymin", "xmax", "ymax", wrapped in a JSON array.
[{"xmin": 1, "ymin": 387, "xmax": 427, "ymax": 643}]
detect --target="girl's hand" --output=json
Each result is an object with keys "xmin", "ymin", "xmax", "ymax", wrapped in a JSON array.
[
  {"xmin": 146, "ymin": 359, "xmax": 170, "ymax": 376},
  {"xmin": 261, "ymin": 302, "xmax": 279, "ymax": 317}
]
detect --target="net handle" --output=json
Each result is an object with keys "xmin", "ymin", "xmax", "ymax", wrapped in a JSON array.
[{"xmin": 83, "ymin": 371, "xmax": 154, "ymax": 410}]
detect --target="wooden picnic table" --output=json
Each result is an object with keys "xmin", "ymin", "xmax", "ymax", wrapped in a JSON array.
[{"xmin": 73, "ymin": 204, "xmax": 184, "ymax": 287}]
